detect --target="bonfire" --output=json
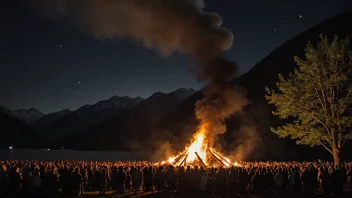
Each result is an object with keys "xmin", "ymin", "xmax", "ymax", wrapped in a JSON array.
[{"xmin": 156, "ymin": 122, "xmax": 239, "ymax": 168}]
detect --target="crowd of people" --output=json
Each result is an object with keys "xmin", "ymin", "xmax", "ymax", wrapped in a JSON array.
[{"xmin": 0, "ymin": 160, "xmax": 351, "ymax": 198}]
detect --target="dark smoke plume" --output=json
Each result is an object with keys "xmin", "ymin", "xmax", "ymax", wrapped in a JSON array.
[{"xmin": 33, "ymin": 0, "xmax": 247, "ymax": 145}]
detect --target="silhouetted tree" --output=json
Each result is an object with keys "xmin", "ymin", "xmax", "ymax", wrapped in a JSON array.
[{"xmin": 266, "ymin": 34, "xmax": 352, "ymax": 165}]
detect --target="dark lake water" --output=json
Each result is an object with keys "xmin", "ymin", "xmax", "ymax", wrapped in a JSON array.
[{"xmin": 0, "ymin": 149, "xmax": 149, "ymax": 161}]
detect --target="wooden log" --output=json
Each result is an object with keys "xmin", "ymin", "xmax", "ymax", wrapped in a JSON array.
[
  {"xmin": 178, "ymin": 154, "xmax": 188, "ymax": 167},
  {"xmin": 208, "ymin": 150, "xmax": 226, "ymax": 166},
  {"xmin": 174, "ymin": 152, "xmax": 187, "ymax": 164},
  {"xmin": 209, "ymin": 154, "xmax": 224, "ymax": 167},
  {"xmin": 212, "ymin": 150, "xmax": 231, "ymax": 167},
  {"xmin": 195, "ymin": 152, "xmax": 207, "ymax": 168},
  {"xmin": 183, "ymin": 155, "xmax": 188, "ymax": 167}
]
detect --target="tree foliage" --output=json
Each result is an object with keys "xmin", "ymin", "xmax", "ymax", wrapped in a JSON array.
[{"xmin": 265, "ymin": 34, "xmax": 352, "ymax": 164}]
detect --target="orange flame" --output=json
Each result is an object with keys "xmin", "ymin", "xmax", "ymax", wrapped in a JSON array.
[
  {"xmin": 156, "ymin": 122, "xmax": 240, "ymax": 167},
  {"xmin": 184, "ymin": 126, "xmax": 207, "ymax": 165}
]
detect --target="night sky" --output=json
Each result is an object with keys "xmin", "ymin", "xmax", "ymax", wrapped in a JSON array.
[{"xmin": 1, "ymin": 0, "xmax": 351, "ymax": 113}]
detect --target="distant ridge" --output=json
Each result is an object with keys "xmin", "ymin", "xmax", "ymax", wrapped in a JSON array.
[
  {"xmin": 0, "ymin": 106, "xmax": 44, "ymax": 149},
  {"xmin": 36, "ymin": 95, "xmax": 145, "ymax": 141},
  {"xmin": 31, "ymin": 109, "xmax": 72, "ymax": 129},
  {"xmin": 57, "ymin": 88, "xmax": 196, "ymax": 150},
  {"xmin": 0, "ymin": 107, "xmax": 45, "ymax": 124}
]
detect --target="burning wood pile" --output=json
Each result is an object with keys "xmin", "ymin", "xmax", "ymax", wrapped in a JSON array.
[{"xmin": 155, "ymin": 123, "xmax": 239, "ymax": 168}]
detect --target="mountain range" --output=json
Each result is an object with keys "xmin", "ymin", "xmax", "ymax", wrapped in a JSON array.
[
  {"xmin": 54, "ymin": 88, "xmax": 197, "ymax": 150},
  {"xmin": 1, "ymin": 11, "xmax": 352, "ymax": 161},
  {"xmin": 34, "ymin": 95, "xmax": 145, "ymax": 141},
  {"xmin": 0, "ymin": 106, "xmax": 45, "ymax": 124},
  {"xmin": 0, "ymin": 88, "xmax": 196, "ymax": 147}
]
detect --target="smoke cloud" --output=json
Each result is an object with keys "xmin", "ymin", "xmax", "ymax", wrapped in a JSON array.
[
  {"xmin": 32, "ymin": 0, "xmax": 233, "ymax": 58},
  {"xmin": 228, "ymin": 103, "xmax": 271, "ymax": 161},
  {"xmin": 231, "ymin": 126, "xmax": 262, "ymax": 161},
  {"xmin": 33, "ymin": 0, "xmax": 247, "ymax": 146},
  {"xmin": 196, "ymin": 83, "xmax": 247, "ymax": 145},
  {"xmin": 150, "ymin": 140, "xmax": 176, "ymax": 162}
]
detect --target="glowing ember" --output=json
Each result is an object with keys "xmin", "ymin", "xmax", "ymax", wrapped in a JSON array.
[{"xmin": 156, "ymin": 123, "xmax": 239, "ymax": 167}]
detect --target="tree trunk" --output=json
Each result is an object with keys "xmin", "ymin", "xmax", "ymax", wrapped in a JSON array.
[{"xmin": 332, "ymin": 147, "xmax": 341, "ymax": 166}]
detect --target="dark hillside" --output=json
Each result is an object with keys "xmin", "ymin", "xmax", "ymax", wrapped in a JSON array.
[
  {"xmin": 59, "ymin": 91, "xmax": 193, "ymax": 150},
  {"xmin": 0, "ymin": 111, "xmax": 43, "ymax": 149}
]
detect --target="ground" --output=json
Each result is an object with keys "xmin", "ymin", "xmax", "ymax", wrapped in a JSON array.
[
  {"xmin": 81, "ymin": 189, "xmax": 352, "ymax": 198},
  {"xmin": 82, "ymin": 191, "xmax": 154, "ymax": 198}
]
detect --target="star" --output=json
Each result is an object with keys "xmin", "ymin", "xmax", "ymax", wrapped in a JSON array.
[
  {"xmin": 299, "ymin": 15, "xmax": 303, "ymax": 19},
  {"xmin": 59, "ymin": 45, "xmax": 63, "ymax": 48},
  {"xmin": 78, "ymin": 81, "xmax": 81, "ymax": 84},
  {"xmin": 273, "ymin": 28, "xmax": 277, "ymax": 32}
]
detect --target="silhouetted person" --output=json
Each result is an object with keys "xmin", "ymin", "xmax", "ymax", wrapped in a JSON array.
[
  {"xmin": 301, "ymin": 167, "xmax": 315, "ymax": 196},
  {"xmin": 32, "ymin": 171, "xmax": 41, "ymax": 198},
  {"xmin": 132, "ymin": 166, "xmax": 143, "ymax": 194},
  {"xmin": 216, "ymin": 167, "xmax": 227, "ymax": 196},
  {"xmin": 69, "ymin": 168, "xmax": 82, "ymax": 198},
  {"xmin": 0, "ymin": 164, "xmax": 9, "ymax": 197},
  {"xmin": 22, "ymin": 171, "xmax": 33, "ymax": 197},
  {"xmin": 46, "ymin": 168, "xmax": 58, "ymax": 197},
  {"xmin": 274, "ymin": 168, "xmax": 285, "ymax": 195},
  {"xmin": 143, "ymin": 167, "xmax": 154, "ymax": 192},
  {"xmin": 238, "ymin": 168, "xmax": 249, "ymax": 194},
  {"xmin": 95, "ymin": 168, "xmax": 107, "ymax": 195},
  {"xmin": 124, "ymin": 167, "xmax": 131, "ymax": 191},
  {"xmin": 9, "ymin": 167, "xmax": 22, "ymax": 197},
  {"xmin": 87, "ymin": 167, "xmax": 95, "ymax": 191},
  {"xmin": 165, "ymin": 165, "xmax": 177, "ymax": 193},
  {"xmin": 199, "ymin": 171, "xmax": 210, "ymax": 198},
  {"xmin": 177, "ymin": 166, "xmax": 187, "ymax": 195},
  {"xmin": 154, "ymin": 166, "xmax": 165, "ymax": 192},
  {"xmin": 111, "ymin": 166, "xmax": 126, "ymax": 194}
]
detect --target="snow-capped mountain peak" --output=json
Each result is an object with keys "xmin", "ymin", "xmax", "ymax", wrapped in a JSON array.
[
  {"xmin": 170, "ymin": 88, "xmax": 196, "ymax": 101},
  {"xmin": 13, "ymin": 108, "xmax": 45, "ymax": 124},
  {"xmin": 150, "ymin": 92, "xmax": 166, "ymax": 98},
  {"xmin": 92, "ymin": 96, "xmax": 144, "ymax": 111}
]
